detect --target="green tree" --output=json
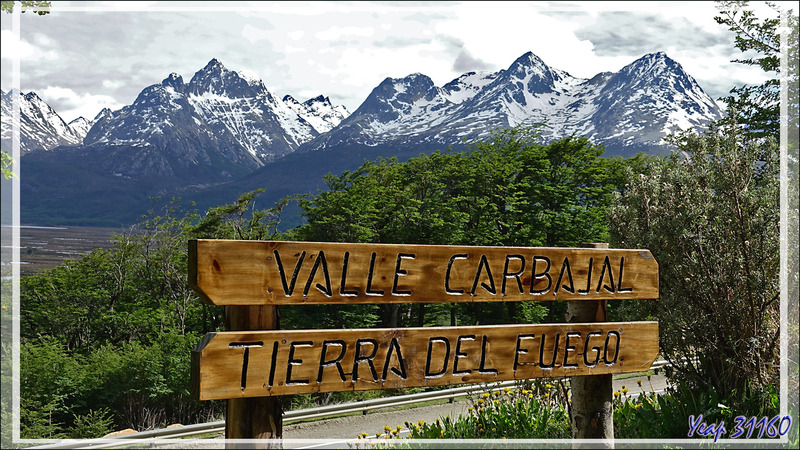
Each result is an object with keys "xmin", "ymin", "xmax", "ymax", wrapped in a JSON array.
[
  {"xmin": 714, "ymin": 1, "xmax": 797, "ymax": 139},
  {"xmin": 609, "ymin": 114, "xmax": 780, "ymax": 411},
  {"xmin": 297, "ymin": 125, "xmax": 631, "ymax": 328}
]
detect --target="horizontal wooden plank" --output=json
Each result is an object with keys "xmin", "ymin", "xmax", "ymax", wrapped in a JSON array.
[
  {"xmin": 189, "ymin": 240, "xmax": 658, "ymax": 305},
  {"xmin": 191, "ymin": 321, "xmax": 659, "ymax": 400}
]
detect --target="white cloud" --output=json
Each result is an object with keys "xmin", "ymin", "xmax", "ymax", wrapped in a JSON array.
[
  {"xmin": 40, "ymin": 86, "xmax": 124, "ymax": 122},
  {"xmin": 241, "ymin": 23, "xmax": 271, "ymax": 44},
  {"xmin": 1, "ymin": 1, "xmax": 776, "ymax": 121},
  {"xmin": 314, "ymin": 26, "xmax": 374, "ymax": 41},
  {"xmin": 0, "ymin": 30, "xmax": 58, "ymax": 62},
  {"xmin": 101, "ymin": 79, "xmax": 124, "ymax": 89},
  {"xmin": 433, "ymin": 3, "xmax": 600, "ymax": 77}
]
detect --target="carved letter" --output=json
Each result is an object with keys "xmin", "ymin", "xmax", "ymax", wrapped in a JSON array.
[
  {"xmin": 595, "ymin": 255, "xmax": 616, "ymax": 293},
  {"xmin": 531, "ymin": 256, "xmax": 552, "ymax": 294},
  {"xmin": 425, "ymin": 337, "xmax": 450, "ymax": 378},
  {"xmin": 603, "ymin": 331, "xmax": 620, "ymax": 365},
  {"xmin": 286, "ymin": 341, "xmax": 313, "ymax": 385},
  {"xmin": 303, "ymin": 251, "xmax": 332, "ymax": 297},
  {"xmin": 230, "ymin": 341, "xmax": 263, "ymax": 391},
  {"xmin": 539, "ymin": 332, "xmax": 560, "ymax": 369},
  {"xmin": 583, "ymin": 332, "xmax": 603, "ymax": 367},
  {"xmin": 514, "ymin": 334, "xmax": 536, "ymax": 371},
  {"xmin": 578, "ymin": 257, "xmax": 593, "ymax": 295},
  {"xmin": 617, "ymin": 257, "xmax": 633, "ymax": 293},
  {"xmin": 392, "ymin": 253, "xmax": 415, "ymax": 296},
  {"xmin": 502, "ymin": 254, "xmax": 525, "ymax": 295},
  {"xmin": 317, "ymin": 340, "xmax": 347, "ymax": 383},
  {"xmin": 352, "ymin": 339, "xmax": 379, "ymax": 382},
  {"xmin": 554, "ymin": 257, "xmax": 575, "ymax": 294},
  {"xmin": 274, "ymin": 250, "xmax": 305, "ymax": 296},
  {"xmin": 380, "ymin": 337, "xmax": 407, "ymax": 381},
  {"xmin": 366, "ymin": 252, "xmax": 385, "ymax": 296},
  {"xmin": 445, "ymin": 254, "xmax": 468, "ymax": 295},
  {"xmin": 563, "ymin": 332, "xmax": 581, "ymax": 368},
  {"xmin": 470, "ymin": 255, "xmax": 496, "ymax": 295},
  {"xmin": 339, "ymin": 252, "xmax": 358, "ymax": 296},
  {"xmin": 268, "ymin": 341, "xmax": 278, "ymax": 387},
  {"xmin": 478, "ymin": 335, "xmax": 498, "ymax": 374},
  {"xmin": 453, "ymin": 335, "xmax": 475, "ymax": 375}
]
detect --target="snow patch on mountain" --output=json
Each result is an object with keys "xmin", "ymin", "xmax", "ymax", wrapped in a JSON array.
[
  {"xmin": 1, "ymin": 89, "xmax": 85, "ymax": 154},
  {"xmin": 299, "ymin": 51, "xmax": 723, "ymax": 156}
]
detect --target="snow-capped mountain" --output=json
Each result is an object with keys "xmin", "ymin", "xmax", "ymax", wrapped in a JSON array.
[
  {"xmin": 67, "ymin": 116, "xmax": 93, "ymax": 139},
  {"xmin": 299, "ymin": 51, "xmax": 722, "ymax": 156},
  {"xmin": 78, "ymin": 58, "xmax": 349, "ymax": 180},
  {"xmin": 283, "ymin": 95, "xmax": 349, "ymax": 134},
  {"xmin": 1, "ymin": 89, "xmax": 86, "ymax": 154},
  {"xmin": 17, "ymin": 51, "xmax": 724, "ymax": 227}
]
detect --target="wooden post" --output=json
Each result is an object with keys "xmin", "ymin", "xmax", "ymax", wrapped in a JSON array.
[
  {"xmin": 567, "ymin": 243, "xmax": 613, "ymax": 444},
  {"xmin": 225, "ymin": 305, "xmax": 282, "ymax": 442}
]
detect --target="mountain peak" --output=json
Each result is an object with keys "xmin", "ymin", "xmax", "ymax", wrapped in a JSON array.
[
  {"xmin": 186, "ymin": 59, "xmax": 266, "ymax": 98},
  {"xmin": 162, "ymin": 73, "xmax": 184, "ymax": 90},
  {"xmin": 612, "ymin": 50, "xmax": 691, "ymax": 85},
  {"xmin": 93, "ymin": 107, "xmax": 112, "ymax": 122},
  {"xmin": 499, "ymin": 50, "xmax": 567, "ymax": 94},
  {"xmin": 203, "ymin": 58, "xmax": 225, "ymax": 72}
]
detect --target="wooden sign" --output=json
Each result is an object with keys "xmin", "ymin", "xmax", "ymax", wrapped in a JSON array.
[
  {"xmin": 189, "ymin": 240, "xmax": 659, "ymax": 305},
  {"xmin": 191, "ymin": 321, "xmax": 658, "ymax": 401}
]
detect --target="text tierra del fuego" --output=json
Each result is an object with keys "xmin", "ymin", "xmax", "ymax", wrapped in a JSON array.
[
  {"xmin": 189, "ymin": 240, "xmax": 659, "ymax": 400},
  {"xmin": 192, "ymin": 322, "xmax": 659, "ymax": 400}
]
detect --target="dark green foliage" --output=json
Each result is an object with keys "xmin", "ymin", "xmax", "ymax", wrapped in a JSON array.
[
  {"xmin": 614, "ymin": 378, "xmax": 780, "ymax": 440},
  {"xmin": 713, "ymin": 1, "xmax": 797, "ymax": 140},
  {"xmin": 295, "ymin": 128, "xmax": 627, "ymax": 328},
  {"xmin": 610, "ymin": 113, "xmax": 780, "ymax": 415},
  {"xmin": 69, "ymin": 408, "xmax": 114, "ymax": 439}
]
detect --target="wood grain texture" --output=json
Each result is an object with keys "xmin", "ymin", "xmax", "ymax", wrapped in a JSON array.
[
  {"xmin": 191, "ymin": 321, "xmax": 658, "ymax": 401},
  {"xmin": 223, "ymin": 305, "xmax": 282, "ymax": 440},
  {"xmin": 189, "ymin": 240, "xmax": 659, "ymax": 305}
]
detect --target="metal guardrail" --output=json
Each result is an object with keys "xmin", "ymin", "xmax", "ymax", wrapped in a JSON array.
[{"xmin": 25, "ymin": 359, "xmax": 676, "ymax": 449}]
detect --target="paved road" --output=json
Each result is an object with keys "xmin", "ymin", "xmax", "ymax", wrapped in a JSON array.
[{"xmin": 281, "ymin": 373, "xmax": 670, "ymax": 442}]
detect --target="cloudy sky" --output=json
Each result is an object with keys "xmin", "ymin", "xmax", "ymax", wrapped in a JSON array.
[{"xmin": 1, "ymin": 1, "xmax": 789, "ymax": 123}]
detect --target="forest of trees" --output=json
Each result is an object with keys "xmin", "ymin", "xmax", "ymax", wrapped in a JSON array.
[{"xmin": 1, "ymin": 0, "xmax": 796, "ymax": 443}]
